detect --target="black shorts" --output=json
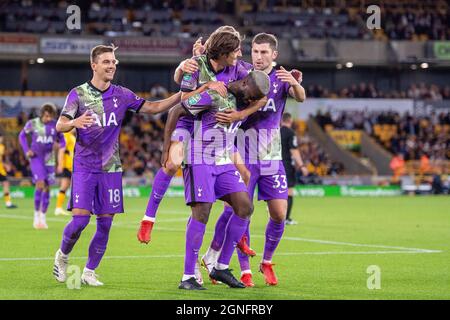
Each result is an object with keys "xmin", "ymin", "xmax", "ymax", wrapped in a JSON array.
[
  {"xmin": 283, "ymin": 163, "xmax": 296, "ymax": 188},
  {"xmin": 60, "ymin": 168, "xmax": 72, "ymax": 179},
  {"xmin": 0, "ymin": 173, "xmax": 6, "ymax": 182}
]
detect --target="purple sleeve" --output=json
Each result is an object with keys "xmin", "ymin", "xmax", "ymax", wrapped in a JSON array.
[
  {"xmin": 181, "ymin": 91, "xmax": 213, "ymax": 116},
  {"xmin": 19, "ymin": 125, "xmax": 30, "ymax": 153},
  {"xmin": 236, "ymin": 61, "xmax": 252, "ymax": 80},
  {"xmin": 122, "ymin": 87, "xmax": 145, "ymax": 113},
  {"xmin": 61, "ymin": 88, "xmax": 79, "ymax": 120},
  {"xmin": 180, "ymin": 70, "xmax": 200, "ymax": 92}
]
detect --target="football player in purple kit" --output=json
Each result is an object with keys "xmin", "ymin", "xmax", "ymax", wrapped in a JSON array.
[
  {"xmin": 137, "ymin": 28, "xmax": 260, "ymax": 244},
  {"xmin": 52, "ymin": 44, "xmax": 181, "ymax": 286},
  {"xmin": 19, "ymin": 103, "xmax": 66, "ymax": 229},
  {"xmin": 200, "ymin": 33, "xmax": 306, "ymax": 287},
  {"xmin": 161, "ymin": 69, "xmax": 270, "ymax": 290}
]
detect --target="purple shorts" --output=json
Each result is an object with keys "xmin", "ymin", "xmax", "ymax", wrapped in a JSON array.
[
  {"xmin": 183, "ymin": 164, "xmax": 247, "ymax": 205},
  {"xmin": 68, "ymin": 171, "xmax": 124, "ymax": 215},
  {"xmin": 246, "ymin": 160, "xmax": 288, "ymax": 201},
  {"xmin": 30, "ymin": 157, "xmax": 55, "ymax": 185},
  {"xmin": 172, "ymin": 116, "xmax": 193, "ymax": 142}
]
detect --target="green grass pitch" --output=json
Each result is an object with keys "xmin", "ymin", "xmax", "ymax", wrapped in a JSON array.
[{"xmin": 0, "ymin": 196, "xmax": 449, "ymax": 300}]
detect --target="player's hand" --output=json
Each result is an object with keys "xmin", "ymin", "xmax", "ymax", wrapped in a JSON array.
[
  {"xmin": 290, "ymin": 69, "xmax": 303, "ymax": 84},
  {"xmin": 180, "ymin": 58, "xmax": 198, "ymax": 74},
  {"xmin": 56, "ymin": 165, "xmax": 63, "ymax": 174},
  {"xmin": 276, "ymin": 66, "xmax": 299, "ymax": 86},
  {"xmin": 300, "ymin": 165, "xmax": 308, "ymax": 176},
  {"xmin": 73, "ymin": 110, "xmax": 95, "ymax": 129},
  {"xmin": 241, "ymin": 168, "xmax": 251, "ymax": 186},
  {"xmin": 26, "ymin": 150, "xmax": 35, "ymax": 158},
  {"xmin": 192, "ymin": 37, "xmax": 205, "ymax": 56},
  {"xmin": 215, "ymin": 109, "xmax": 242, "ymax": 124},
  {"xmin": 206, "ymin": 81, "xmax": 227, "ymax": 97}
]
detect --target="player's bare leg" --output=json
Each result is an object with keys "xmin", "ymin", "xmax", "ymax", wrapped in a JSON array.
[
  {"xmin": 138, "ymin": 140, "xmax": 184, "ymax": 244},
  {"xmin": 202, "ymin": 151, "xmax": 255, "ymax": 280},
  {"xmin": 55, "ymin": 177, "xmax": 70, "ymax": 216},
  {"xmin": 207, "ymin": 191, "xmax": 253, "ymax": 289},
  {"xmin": 259, "ymin": 199, "xmax": 287, "ymax": 286},
  {"xmin": 231, "ymin": 153, "xmax": 256, "ymax": 257}
]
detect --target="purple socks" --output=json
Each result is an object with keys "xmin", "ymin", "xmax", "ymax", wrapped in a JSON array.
[
  {"xmin": 144, "ymin": 169, "xmax": 173, "ymax": 219},
  {"xmin": 184, "ymin": 218, "xmax": 206, "ymax": 275},
  {"xmin": 263, "ymin": 218, "xmax": 285, "ymax": 261},
  {"xmin": 86, "ymin": 216, "xmax": 113, "ymax": 270},
  {"xmin": 40, "ymin": 190, "xmax": 50, "ymax": 214},
  {"xmin": 237, "ymin": 223, "xmax": 251, "ymax": 271},
  {"xmin": 34, "ymin": 188, "xmax": 42, "ymax": 211},
  {"xmin": 60, "ymin": 215, "xmax": 91, "ymax": 255},
  {"xmin": 217, "ymin": 214, "xmax": 249, "ymax": 266},
  {"xmin": 210, "ymin": 206, "xmax": 234, "ymax": 251}
]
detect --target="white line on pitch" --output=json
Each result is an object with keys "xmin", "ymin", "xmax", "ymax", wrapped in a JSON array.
[
  {"xmin": 0, "ymin": 249, "xmax": 441, "ymax": 262},
  {"xmin": 0, "ymin": 214, "xmax": 442, "ymax": 254}
]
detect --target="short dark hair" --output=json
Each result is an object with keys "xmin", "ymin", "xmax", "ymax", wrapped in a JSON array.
[
  {"xmin": 40, "ymin": 103, "xmax": 57, "ymax": 117},
  {"xmin": 206, "ymin": 31, "xmax": 241, "ymax": 61},
  {"xmin": 252, "ymin": 33, "xmax": 278, "ymax": 51},
  {"xmin": 282, "ymin": 112, "xmax": 292, "ymax": 122},
  {"xmin": 90, "ymin": 44, "xmax": 117, "ymax": 63}
]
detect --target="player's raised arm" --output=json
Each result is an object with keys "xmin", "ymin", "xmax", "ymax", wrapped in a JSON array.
[
  {"xmin": 174, "ymin": 59, "xmax": 199, "ymax": 85},
  {"xmin": 276, "ymin": 66, "xmax": 306, "ymax": 102},
  {"xmin": 138, "ymin": 91, "xmax": 182, "ymax": 114}
]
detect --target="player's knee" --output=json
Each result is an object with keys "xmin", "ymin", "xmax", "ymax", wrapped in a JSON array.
[
  {"xmin": 271, "ymin": 212, "xmax": 286, "ymax": 223},
  {"xmin": 163, "ymin": 160, "xmax": 179, "ymax": 176},
  {"xmin": 235, "ymin": 201, "xmax": 253, "ymax": 219},
  {"xmin": 194, "ymin": 212, "xmax": 209, "ymax": 224},
  {"xmin": 192, "ymin": 207, "xmax": 210, "ymax": 224},
  {"xmin": 36, "ymin": 181, "xmax": 44, "ymax": 190}
]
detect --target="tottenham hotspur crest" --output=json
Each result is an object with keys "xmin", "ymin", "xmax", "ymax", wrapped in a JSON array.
[
  {"xmin": 273, "ymin": 82, "xmax": 278, "ymax": 94},
  {"xmin": 197, "ymin": 187, "xmax": 202, "ymax": 197},
  {"xmin": 113, "ymin": 97, "xmax": 118, "ymax": 108}
]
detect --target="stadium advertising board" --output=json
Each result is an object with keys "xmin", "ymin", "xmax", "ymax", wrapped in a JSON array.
[
  {"xmin": 111, "ymin": 37, "xmax": 191, "ymax": 56},
  {"xmin": 433, "ymin": 41, "xmax": 450, "ymax": 60},
  {"xmin": 0, "ymin": 34, "xmax": 38, "ymax": 54},
  {"xmin": 2, "ymin": 186, "xmax": 402, "ymax": 199},
  {"xmin": 40, "ymin": 37, "xmax": 104, "ymax": 54}
]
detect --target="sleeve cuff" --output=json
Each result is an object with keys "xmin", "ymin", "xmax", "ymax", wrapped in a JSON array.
[
  {"xmin": 61, "ymin": 113, "xmax": 74, "ymax": 120},
  {"xmin": 181, "ymin": 102, "xmax": 195, "ymax": 116},
  {"xmin": 135, "ymin": 100, "xmax": 146, "ymax": 113}
]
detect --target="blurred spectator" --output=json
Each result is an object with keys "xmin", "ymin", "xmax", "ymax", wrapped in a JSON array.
[
  {"xmin": 308, "ymin": 82, "xmax": 450, "ymax": 100},
  {"xmin": 390, "ymin": 152, "xmax": 406, "ymax": 182},
  {"xmin": 150, "ymin": 83, "xmax": 169, "ymax": 99}
]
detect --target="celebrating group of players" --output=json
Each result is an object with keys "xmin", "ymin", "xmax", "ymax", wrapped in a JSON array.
[{"xmin": 15, "ymin": 25, "xmax": 306, "ymax": 290}]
